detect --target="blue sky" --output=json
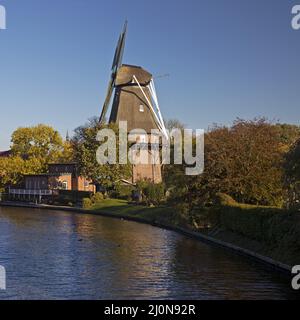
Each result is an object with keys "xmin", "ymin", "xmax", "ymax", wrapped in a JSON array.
[{"xmin": 0, "ymin": 0, "xmax": 300, "ymax": 150}]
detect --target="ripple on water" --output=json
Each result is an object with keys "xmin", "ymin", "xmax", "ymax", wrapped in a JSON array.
[{"xmin": 0, "ymin": 207, "xmax": 299, "ymax": 300}]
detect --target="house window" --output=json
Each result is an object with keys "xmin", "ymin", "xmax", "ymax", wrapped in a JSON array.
[
  {"xmin": 62, "ymin": 181, "xmax": 68, "ymax": 190},
  {"xmin": 139, "ymin": 105, "xmax": 144, "ymax": 112},
  {"xmin": 140, "ymin": 134, "xmax": 146, "ymax": 143}
]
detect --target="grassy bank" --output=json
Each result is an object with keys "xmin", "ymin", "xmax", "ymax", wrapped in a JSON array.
[
  {"xmin": 88, "ymin": 198, "xmax": 300, "ymax": 267},
  {"xmin": 90, "ymin": 199, "xmax": 177, "ymax": 224}
]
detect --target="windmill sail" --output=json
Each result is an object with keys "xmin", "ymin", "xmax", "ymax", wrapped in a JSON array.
[
  {"xmin": 99, "ymin": 21, "xmax": 127, "ymax": 123},
  {"xmin": 111, "ymin": 21, "xmax": 127, "ymax": 71}
]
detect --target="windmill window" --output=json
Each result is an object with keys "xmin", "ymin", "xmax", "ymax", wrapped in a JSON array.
[
  {"xmin": 139, "ymin": 105, "xmax": 144, "ymax": 112},
  {"xmin": 140, "ymin": 135, "xmax": 146, "ymax": 143}
]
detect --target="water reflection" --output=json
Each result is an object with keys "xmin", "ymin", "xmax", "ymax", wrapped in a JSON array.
[{"xmin": 0, "ymin": 207, "xmax": 298, "ymax": 300}]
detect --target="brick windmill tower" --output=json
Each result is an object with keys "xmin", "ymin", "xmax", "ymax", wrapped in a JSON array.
[{"xmin": 99, "ymin": 22, "xmax": 168, "ymax": 184}]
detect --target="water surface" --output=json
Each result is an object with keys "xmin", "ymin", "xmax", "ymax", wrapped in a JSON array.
[{"xmin": 0, "ymin": 206, "xmax": 298, "ymax": 300}]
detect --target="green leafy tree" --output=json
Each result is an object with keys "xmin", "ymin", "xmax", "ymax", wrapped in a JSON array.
[
  {"xmin": 73, "ymin": 117, "xmax": 131, "ymax": 189},
  {"xmin": 11, "ymin": 124, "xmax": 64, "ymax": 165},
  {"xmin": 0, "ymin": 156, "xmax": 44, "ymax": 189},
  {"xmin": 0, "ymin": 124, "xmax": 73, "ymax": 190},
  {"xmin": 60, "ymin": 140, "xmax": 75, "ymax": 163}
]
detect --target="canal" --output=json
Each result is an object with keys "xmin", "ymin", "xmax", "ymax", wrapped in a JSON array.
[{"xmin": 0, "ymin": 206, "xmax": 298, "ymax": 300}]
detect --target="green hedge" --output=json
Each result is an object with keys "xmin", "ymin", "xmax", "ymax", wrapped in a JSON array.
[
  {"xmin": 212, "ymin": 204, "xmax": 300, "ymax": 247},
  {"xmin": 57, "ymin": 190, "xmax": 92, "ymax": 198},
  {"xmin": 50, "ymin": 190, "xmax": 93, "ymax": 206},
  {"xmin": 112, "ymin": 185, "xmax": 134, "ymax": 200}
]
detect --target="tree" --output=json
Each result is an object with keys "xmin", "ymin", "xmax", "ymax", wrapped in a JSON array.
[
  {"xmin": 166, "ymin": 118, "xmax": 285, "ymax": 208},
  {"xmin": 11, "ymin": 124, "xmax": 64, "ymax": 165},
  {"xmin": 72, "ymin": 117, "xmax": 131, "ymax": 189},
  {"xmin": 163, "ymin": 118, "xmax": 187, "ymax": 197},
  {"xmin": 0, "ymin": 124, "xmax": 73, "ymax": 190},
  {"xmin": 60, "ymin": 140, "xmax": 75, "ymax": 163},
  {"xmin": 204, "ymin": 119, "xmax": 284, "ymax": 206},
  {"xmin": 275, "ymin": 123, "xmax": 300, "ymax": 153},
  {"xmin": 165, "ymin": 118, "xmax": 185, "ymax": 132},
  {"xmin": 284, "ymin": 138, "xmax": 300, "ymax": 207},
  {"xmin": 0, "ymin": 156, "xmax": 44, "ymax": 190}
]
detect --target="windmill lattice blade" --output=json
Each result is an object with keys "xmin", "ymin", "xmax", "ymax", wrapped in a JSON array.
[
  {"xmin": 99, "ymin": 21, "xmax": 128, "ymax": 123},
  {"xmin": 111, "ymin": 21, "xmax": 127, "ymax": 71},
  {"xmin": 111, "ymin": 34, "xmax": 122, "ymax": 70},
  {"xmin": 117, "ymin": 21, "xmax": 127, "ymax": 69},
  {"xmin": 99, "ymin": 78, "xmax": 114, "ymax": 123}
]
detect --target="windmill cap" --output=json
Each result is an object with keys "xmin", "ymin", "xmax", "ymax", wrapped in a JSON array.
[{"xmin": 115, "ymin": 64, "xmax": 152, "ymax": 86}]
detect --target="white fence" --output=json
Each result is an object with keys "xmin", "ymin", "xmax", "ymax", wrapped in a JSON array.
[{"xmin": 9, "ymin": 189, "xmax": 53, "ymax": 196}]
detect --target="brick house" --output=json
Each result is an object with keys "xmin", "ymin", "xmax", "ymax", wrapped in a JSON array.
[{"xmin": 24, "ymin": 163, "xmax": 95, "ymax": 192}]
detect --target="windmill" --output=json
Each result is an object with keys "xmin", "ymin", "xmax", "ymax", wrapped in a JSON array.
[{"xmin": 99, "ymin": 22, "xmax": 168, "ymax": 184}]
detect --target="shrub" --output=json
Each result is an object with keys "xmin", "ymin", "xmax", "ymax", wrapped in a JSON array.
[
  {"xmin": 82, "ymin": 198, "xmax": 93, "ymax": 209},
  {"xmin": 175, "ymin": 203, "xmax": 190, "ymax": 219},
  {"xmin": 136, "ymin": 179, "xmax": 149, "ymax": 193},
  {"xmin": 143, "ymin": 182, "xmax": 165, "ymax": 206},
  {"xmin": 199, "ymin": 202, "xmax": 300, "ymax": 265},
  {"xmin": 213, "ymin": 193, "xmax": 238, "ymax": 206},
  {"xmin": 216, "ymin": 206, "xmax": 276, "ymax": 241},
  {"xmin": 58, "ymin": 190, "xmax": 92, "ymax": 200},
  {"xmin": 91, "ymin": 192, "xmax": 104, "ymax": 204},
  {"xmin": 53, "ymin": 190, "xmax": 93, "ymax": 206},
  {"xmin": 134, "ymin": 179, "xmax": 166, "ymax": 206},
  {"xmin": 210, "ymin": 203, "xmax": 297, "ymax": 244},
  {"xmin": 114, "ymin": 185, "xmax": 134, "ymax": 200}
]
